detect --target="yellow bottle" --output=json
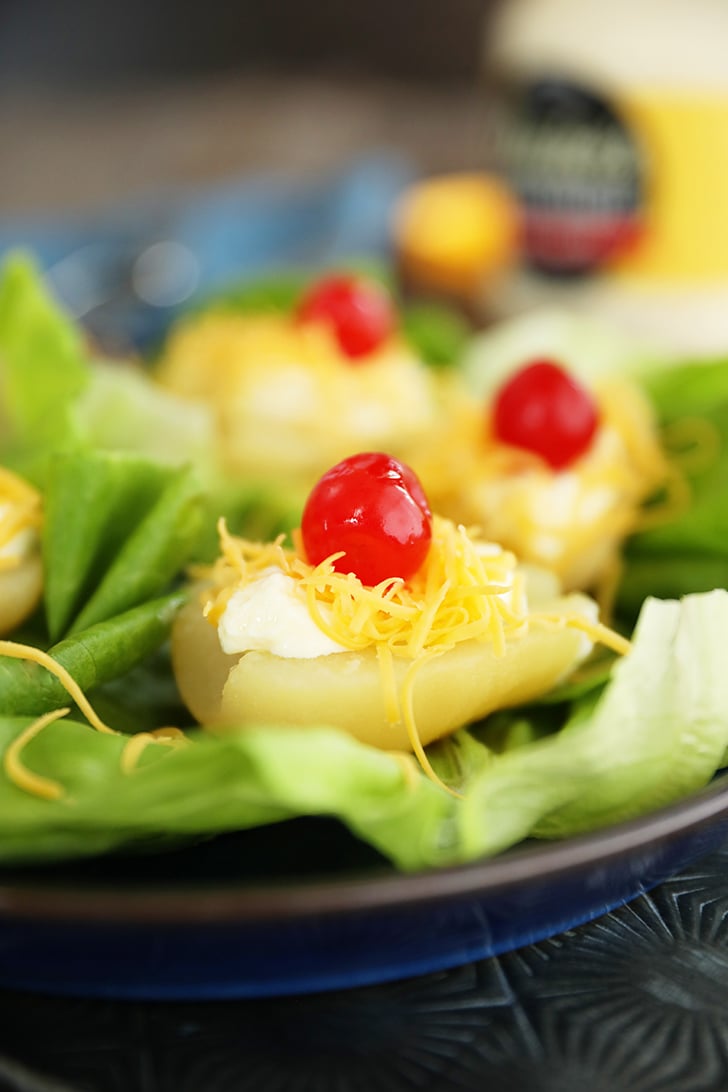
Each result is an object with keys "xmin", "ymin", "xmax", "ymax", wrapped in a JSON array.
[{"xmin": 487, "ymin": 0, "xmax": 728, "ymax": 356}]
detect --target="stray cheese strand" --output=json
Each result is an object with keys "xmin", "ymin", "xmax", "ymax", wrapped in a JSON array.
[
  {"xmin": 660, "ymin": 415, "xmax": 722, "ymax": 475},
  {"xmin": 5, "ymin": 707, "xmax": 70, "ymax": 801},
  {"xmin": 374, "ymin": 642, "xmax": 460, "ymax": 797},
  {"xmin": 533, "ymin": 613, "xmax": 632, "ymax": 657},
  {"xmin": 0, "ymin": 641, "xmax": 117, "ymax": 735},
  {"xmin": 0, "ymin": 642, "xmax": 188, "ymax": 800},
  {"xmin": 401, "ymin": 650, "xmax": 462, "ymax": 797},
  {"xmin": 120, "ymin": 727, "xmax": 188, "ymax": 774}
]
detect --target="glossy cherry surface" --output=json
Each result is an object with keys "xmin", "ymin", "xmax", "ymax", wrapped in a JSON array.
[
  {"xmin": 301, "ymin": 452, "xmax": 432, "ymax": 586},
  {"xmin": 296, "ymin": 275, "xmax": 395, "ymax": 359},
  {"xmin": 492, "ymin": 359, "xmax": 600, "ymax": 470}
]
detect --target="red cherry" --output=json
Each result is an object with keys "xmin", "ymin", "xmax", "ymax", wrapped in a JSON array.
[
  {"xmin": 301, "ymin": 452, "xmax": 432, "ymax": 586},
  {"xmin": 492, "ymin": 359, "xmax": 599, "ymax": 470},
  {"xmin": 296, "ymin": 275, "xmax": 395, "ymax": 359}
]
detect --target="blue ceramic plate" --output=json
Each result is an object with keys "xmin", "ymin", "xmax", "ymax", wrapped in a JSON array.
[{"xmin": 2, "ymin": 773, "xmax": 728, "ymax": 1000}]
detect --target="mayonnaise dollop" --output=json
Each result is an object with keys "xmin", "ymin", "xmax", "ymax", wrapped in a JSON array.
[{"xmin": 217, "ymin": 568, "xmax": 347, "ymax": 658}]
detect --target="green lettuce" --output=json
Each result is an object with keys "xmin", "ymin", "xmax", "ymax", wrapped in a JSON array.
[
  {"xmin": 618, "ymin": 360, "xmax": 728, "ymax": 614},
  {"xmin": 3, "ymin": 260, "xmax": 728, "ymax": 874},
  {"xmin": 460, "ymin": 308, "xmax": 665, "ymax": 399},
  {"xmin": 401, "ymin": 301, "xmax": 472, "ymax": 369},
  {"xmin": 1, "ymin": 448, "xmax": 204, "ymax": 734},
  {"xmin": 2, "ymin": 591, "xmax": 727, "ymax": 869},
  {"xmin": 0, "ymin": 254, "xmax": 224, "ymax": 483},
  {"xmin": 0, "ymin": 253, "xmax": 90, "ymax": 479},
  {"xmin": 460, "ymin": 590, "xmax": 728, "ymax": 856},
  {"xmin": 74, "ymin": 359, "xmax": 216, "ymax": 471}
]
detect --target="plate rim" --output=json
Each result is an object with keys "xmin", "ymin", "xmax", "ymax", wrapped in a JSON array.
[{"xmin": 2, "ymin": 772, "xmax": 728, "ymax": 925}]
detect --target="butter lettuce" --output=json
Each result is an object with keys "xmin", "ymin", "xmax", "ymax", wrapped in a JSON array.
[
  {"xmin": 618, "ymin": 360, "xmax": 728, "ymax": 614},
  {"xmin": 2, "ymin": 591, "xmax": 727, "ymax": 869},
  {"xmin": 3, "ymin": 257, "xmax": 728, "ymax": 873},
  {"xmin": 460, "ymin": 308, "xmax": 665, "ymax": 399},
  {"xmin": 1, "ymin": 448, "xmax": 203, "ymax": 736},
  {"xmin": 0, "ymin": 254, "xmax": 89, "ymax": 478},
  {"xmin": 0, "ymin": 254, "xmax": 219, "ymax": 482},
  {"xmin": 460, "ymin": 590, "xmax": 728, "ymax": 856}
]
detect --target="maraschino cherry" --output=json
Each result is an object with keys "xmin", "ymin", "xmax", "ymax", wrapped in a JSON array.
[
  {"xmin": 301, "ymin": 452, "xmax": 432, "ymax": 586},
  {"xmin": 492, "ymin": 359, "xmax": 599, "ymax": 470},
  {"xmin": 296, "ymin": 275, "xmax": 395, "ymax": 359}
]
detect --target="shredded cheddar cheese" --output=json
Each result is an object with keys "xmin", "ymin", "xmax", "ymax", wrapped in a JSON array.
[
  {"xmin": 120, "ymin": 727, "xmax": 188, "ymax": 774},
  {"xmin": 0, "ymin": 641, "xmax": 187, "ymax": 800},
  {"xmin": 5, "ymin": 708, "xmax": 70, "ymax": 801},
  {"xmin": 660, "ymin": 415, "xmax": 722, "ymax": 475},
  {"xmin": 0, "ymin": 641, "xmax": 117, "ymax": 736},
  {"xmin": 206, "ymin": 516, "xmax": 531, "ymax": 661},
  {"xmin": 534, "ymin": 613, "xmax": 632, "ymax": 658}
]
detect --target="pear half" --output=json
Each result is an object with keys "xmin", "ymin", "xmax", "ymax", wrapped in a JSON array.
[
  {"xmin": 172, "ymin": 578, "xmax": 596, "ymax": 752},
  {"xmin": 0, "ymin": 554, "xmax": 42, "ymax": 637}
]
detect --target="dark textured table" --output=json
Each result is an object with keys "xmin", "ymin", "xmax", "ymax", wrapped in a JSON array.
[{"xmin": 2, "ymin": 837, "xmax": 728, "ymax": 1092}]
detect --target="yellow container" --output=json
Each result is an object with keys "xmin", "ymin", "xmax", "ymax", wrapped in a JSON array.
[
  {"xmin": 393, "ymin": 172, "xmax": 520, "ymax": 305},
  {"xmin": 487, "ymin": 0, "xmax": 728, "ymax": 355}
]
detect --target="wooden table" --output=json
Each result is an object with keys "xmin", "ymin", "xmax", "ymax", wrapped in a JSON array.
[{"xmin": 0, "ymin": 73, "xmax": 488, "ymax": 216}]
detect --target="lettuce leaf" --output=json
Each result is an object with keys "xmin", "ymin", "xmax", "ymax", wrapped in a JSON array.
[
  {"xmin": 401, "ymin": 302, "xmax": 472, "ymax": 369},
  {"xmin": 618, "ymin": 360, "xmax": 728, "ymax": 614},
  {"xmin": 74, "ymin": 359, "xmax": 216, "ymax": 471},
  {"xmin": 0, "ymin": 721, "xmax": 455, "ymax": 869},
  {"xmin": 0, "ymin": 253, "xmax": 90, "ymax": 479},
  {"xmin": 1, "ymin": 449, "xmax": 204, "ymax": 743},
  {"xmin": 2, "ymin": 591, "xmax": 727, "ymax": 870},
  {"xmin": 459, "ymin": 590, "xmax": 728, "ymax": 856},
  {"xmin": 0, "ymin": 255, "xmax": 224, "ymax": 485},
  {"xmin": 0, "ymin": 594, "xmax": 185, "ymax": 718},
  {"xmin": 42, "ymin": 450, "xmax": 204, "ymax": 640},
  {"xmin": 460, "ymin": 308, "xmax": 665, "ymax": 398}
]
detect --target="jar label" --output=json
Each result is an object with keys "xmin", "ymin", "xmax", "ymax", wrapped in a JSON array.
[
  {"xmin": 498, "ymin": 79, "xmax": 728, "ymax": 284},
  {"xmin": 497, "ymin": 79, "xmax": 644, "ymax": 278}
]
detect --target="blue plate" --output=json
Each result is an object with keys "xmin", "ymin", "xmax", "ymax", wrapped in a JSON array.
[{"xmin": 2, "ymin": 774, "xmax": 728, "ymax": 1000}]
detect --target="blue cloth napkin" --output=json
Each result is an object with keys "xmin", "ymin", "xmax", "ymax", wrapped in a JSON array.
[{"xmin": 0, "ymin": 155, "xmax": 414, "ymax": 348}]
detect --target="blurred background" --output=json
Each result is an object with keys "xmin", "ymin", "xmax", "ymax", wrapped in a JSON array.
[
  {"xmin": 0, "ymin": 0, "xmax": 498, "ymax": 215},
  {"xmin": 3, "ymin": 0, "xmax": 725, "ymax": 356}
]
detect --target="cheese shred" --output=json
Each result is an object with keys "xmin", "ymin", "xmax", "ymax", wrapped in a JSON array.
[
  {"xmin": 120, "ymin": 728, "xmax": 188, "ymax": 774},
  {"xmin": 5, "ymin": 708, "xmax": 70, "ymax": 801},
  {"xmin": 0, "ymin": 641, "xmax": 117, "ymax": 736},
  {"xmin": 0, "ymin": 642, "xmax": 187, "ymax": 800},
  {"xmin": 205, "ymin": 516, "xmax": 530, "ymax": 661},
  {"xmin": 534, "ymin": 613, "xmax": 632, "ymax": 658}
]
